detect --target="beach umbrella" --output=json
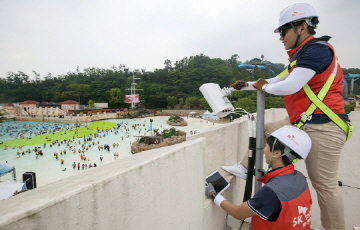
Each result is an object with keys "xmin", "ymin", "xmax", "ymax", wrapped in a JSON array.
[{"xmin": 189, "ymin": 111, "xmax": 197, "ymax": 115}]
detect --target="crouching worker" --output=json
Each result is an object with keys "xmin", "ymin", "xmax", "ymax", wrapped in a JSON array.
[{"xmin": 205, "ymin": 126, "xmax": 312, "ymax": 229}]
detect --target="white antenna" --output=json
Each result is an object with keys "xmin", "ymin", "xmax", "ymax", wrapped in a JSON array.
[
  {"xmin": 199, "ymin": 83, "xmax": 254, "ymax": 117},
  {"xmin": 125, "ymin": 74, "xmax": 143, "ymax": 110}
]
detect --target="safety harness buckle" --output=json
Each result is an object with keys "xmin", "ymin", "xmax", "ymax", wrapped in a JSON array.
[{"xmin": 300, "ymin": 112, "xmax": 312, "ymax": 121}]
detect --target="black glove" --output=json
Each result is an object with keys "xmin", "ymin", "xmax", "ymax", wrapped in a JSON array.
[{"xmin": 231, "ymin": 80, "xmax": 249, "ymax": 90}]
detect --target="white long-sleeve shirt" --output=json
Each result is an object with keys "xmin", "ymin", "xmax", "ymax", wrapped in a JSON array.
[{"xmin": 248, "ymin": 67, "xmax": 316, "ymax": 95}]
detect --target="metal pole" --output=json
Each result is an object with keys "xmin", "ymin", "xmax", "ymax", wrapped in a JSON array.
[
  {"xmin": 150, "ymin": 119, "xmax": 153, "ymax": 136},
  {"xmin": 254, "ymin": 90, "xmax": 265, "ymax": 192},
  {"xmin": 13, "ymin": 168, "xmax": 17, "ymax": 182}
]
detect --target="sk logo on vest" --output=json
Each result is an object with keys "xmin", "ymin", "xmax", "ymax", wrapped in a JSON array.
[{"xmin": 293, "ymin": 206, "xmax": 311, "ymax": 227}]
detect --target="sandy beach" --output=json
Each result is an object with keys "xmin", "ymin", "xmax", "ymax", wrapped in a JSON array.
[{"xmin": 0, "ymin": 116, "xmax": 221, "ymax": 187}]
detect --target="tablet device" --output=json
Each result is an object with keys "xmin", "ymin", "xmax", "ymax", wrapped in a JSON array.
[{"xmin": 205, "ymin": 170, "xmax": 230, "ymax": 195}]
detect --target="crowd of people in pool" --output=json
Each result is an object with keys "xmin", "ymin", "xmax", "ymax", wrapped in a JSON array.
[
  {"xmin": 0, "ymin": 118, "xmax": 209, "ymax": 187},
  {"xmin": 7, "ymin": 121, "xmax": 137, "ymax": 155},
  {"xmin": 0, "ymin": 121, "xmax": 89, "ymax": 140},
  {"xmin": 2, "ymin": 120, "xmax": 174, "ymax": 169},
  {"xmin": 1, "ymin": 119, "xmax": 203, "ymax": 176}
]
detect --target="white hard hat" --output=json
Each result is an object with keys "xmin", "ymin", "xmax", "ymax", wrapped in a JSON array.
[
  {"xmin": 270, "ymin": 126, "xmax": 311, "ymax": 160},
  {"xmin": 274, "ymin": 3, "xmax": 318, "ymax": 33}
]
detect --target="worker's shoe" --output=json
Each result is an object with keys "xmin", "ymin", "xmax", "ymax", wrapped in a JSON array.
[{"xmin": 222, "ymin": 162, "xmax": 247, "ymax": 180}]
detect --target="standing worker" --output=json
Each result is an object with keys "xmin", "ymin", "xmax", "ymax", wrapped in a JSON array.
[
  {"xmin": 207, "ymin": 126, "xmax": 312, "ymax": 229},
  {"xmin": 222, "ymin": 3, "xmax": 352, "ymax": 230}
]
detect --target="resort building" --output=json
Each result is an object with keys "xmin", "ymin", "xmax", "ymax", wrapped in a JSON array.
[{"xmin": 60, "ymin": 100, "xmax": 80, "ymax": 112}]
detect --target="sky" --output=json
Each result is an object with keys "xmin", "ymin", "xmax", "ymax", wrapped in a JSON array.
[{"xmin": 1, "ymin": 0, "xmax": 359, "ymax": 79}]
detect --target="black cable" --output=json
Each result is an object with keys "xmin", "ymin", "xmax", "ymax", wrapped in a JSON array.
[
  {"xmin": 338, "ymin": 181, "xmax": 360, "ymax": 190},
  {"xmin": 304, "ymin": 177, "xmax": 360, "ymax": 191}
]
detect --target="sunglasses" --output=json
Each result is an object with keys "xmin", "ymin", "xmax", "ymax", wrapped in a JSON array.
[
  {"xmin": 279, "ymin": 25, "xmax": 293, "ymax": 37},
  {"xmin": 279, "ymin": 21, "xmax": 304, "ymax": 37}
]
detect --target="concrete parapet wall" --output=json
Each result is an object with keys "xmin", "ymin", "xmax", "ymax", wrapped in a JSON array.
[
  {"xmin": 0, "ymin": 139, "xmax": 207, "ymax": 230},
  {"xmin": 0, "ymin": 108, "xmax": 359, "ymax": 229}
]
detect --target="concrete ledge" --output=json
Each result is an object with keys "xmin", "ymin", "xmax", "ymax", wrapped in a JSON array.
[
  {"xmin": 0, "ymin": 138, "xmax": 207, "ymax": 229},
  {"xmin": 0, "ymin": 109, "xmax": 359, "ymax": 229}
]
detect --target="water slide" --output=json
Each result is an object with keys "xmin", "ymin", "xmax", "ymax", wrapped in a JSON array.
[
  {"xmin": 238, "ymin": 60, "xmax": 360, "ymax": 98},
  {"xmin": 344, "ymin": 74, "xmax": 360, "ymax": 97},
  {"xmin": 237, "ymin": 61, "xmax": 283, "ymax": 77}
]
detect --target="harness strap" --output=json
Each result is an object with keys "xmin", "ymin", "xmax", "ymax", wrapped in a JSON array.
[
  {"xmin": 301, "ymin": 85, "xmax": 353, "ymax": 140},
  {"xmin": 275, "ymin": 37, "xmax": 353, "ymax": 140},
  {"xmin": 296, "ymin": 59, "xmax": 353, "ymax": 140},
  {"xmin": 276, "ymin": 61, "xmax": 297, "ymax": 79},
  {"xmin": 278, "ymin": 36, "xmax": 332, "ymax": 79}
]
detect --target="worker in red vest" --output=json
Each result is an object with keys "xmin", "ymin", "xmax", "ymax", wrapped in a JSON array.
[
  {"xmin": 207, "ymin": 126, "xmax": 312, "ymax": 229},
  {"xmin": 223, "ymin": 3, "xmax": 351, "ymax": 229}
]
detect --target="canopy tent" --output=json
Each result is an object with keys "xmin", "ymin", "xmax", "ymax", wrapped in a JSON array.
[
  {"xmin": 189, "ymin": 111, "xmax": 197, "ymax": 117},
  {"xmin": 210, "ymin": 112, "xmax": 220, "ymax": 121},
  {"xmin": 201, "ymin": 110, "xmax": 211, "ymax": 119},
  {"xmin": 0, "ymin": 161, "xmax": 14, "ymax": 176},
  {"xmin": 202, "ymin": 110, "xmax": 220, "ymax": 120},
  {"xmin": 0, "ymin": 162, "xmax": 24, "ymax": 200},
  {"xmin": 0, "ymin": 181, "xmax": 27, "ymax": 200}
]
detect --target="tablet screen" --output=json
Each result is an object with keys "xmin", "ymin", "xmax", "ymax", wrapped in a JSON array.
[{"xmin": 206, "ymin": 170, "xmax": 230, "ymax": 194}]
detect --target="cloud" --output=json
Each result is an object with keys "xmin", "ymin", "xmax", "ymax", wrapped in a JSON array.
[{"xmin": 0, "ymin": 0, "xmax": 359, "ymax": 78}]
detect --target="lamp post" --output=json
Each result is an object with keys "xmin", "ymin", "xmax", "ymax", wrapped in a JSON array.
[{"xmin": 150, "ymin": 119, "xmax": 153, "ymax": 136}]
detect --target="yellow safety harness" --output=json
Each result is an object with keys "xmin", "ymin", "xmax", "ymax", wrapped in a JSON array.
[{"xmin": 277, "ymin": 59, "xmax": 353, "ymax": 140}]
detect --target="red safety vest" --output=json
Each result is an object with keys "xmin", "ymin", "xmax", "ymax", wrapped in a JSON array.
[
  {"xmin": 251, "ymin": 165, "xmax": 312, "ymax": 230},
  {"xmin": 283, "ymin": 36, "xmax": 345, "ymax": 123}
]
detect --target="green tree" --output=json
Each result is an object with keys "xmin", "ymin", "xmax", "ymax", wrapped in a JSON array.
[
  {"xmin": 0, "ymin": 53, "xmax": 302, "ymax": 109},
  {"xmin": 166, "ymin": 96, "xmax": 178, "ymax": 108},
  {"xmin": 265, "ymin": 96, "xmax": 284, "ymax": 109},
  {"xmin": 106, "ymin": 88, "xmax": 124, "ymax": 107},
  {"xmin": 199, "ymin": 97, "xmax": 209, "ymax": 109},
  {"xmin": 344, "ymin": 103, "xmax": 356, "ymax": 114},
  {"xmin": 64, "ymin": 84, "xmax": 92, "ymax": 103},
  {"xmin": 185, "ymin": 96, "xmax": 199, "ymax": 108},
  {"xmin": 87, "ymin": 99, "xmax": 95, "ymax": 107},
  {"xmin": 233, "ymin": 97, "xmax": 256, "ymax": 113},
  {"xmin": 227, "ymin": 54, "xmax": 240, "ymax": 68},
  {"xmin": 164, "ymin": 59, "xmax": 173, "ymax": 71},
  {"xmin": 178, "ymin": 98, "xmax": 185, "ymax": 108}
]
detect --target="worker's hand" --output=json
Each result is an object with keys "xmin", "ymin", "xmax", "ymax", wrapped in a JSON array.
[
  {"xmin": 205, "ymin": 183, "xmax": 216, "ymax": 198},
  {"xmin": 231, "ymin": 80, "xmax": 249, "ymax": 90},
  {"xmin": 253, "ymin": 78, "xmax": 268, "ymax": 91},
  {"xmin": 205, "ymin": 183, "xmax": 226, "ymax": 206}
]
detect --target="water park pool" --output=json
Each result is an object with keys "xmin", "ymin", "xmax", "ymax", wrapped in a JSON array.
[
  {"xmin": 0, "ymin": 117, "xmax": 219, "ymax": 187},
  {"xmin": 0, "ymin": 121, "xmax": 91, "ymax": 142}
]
